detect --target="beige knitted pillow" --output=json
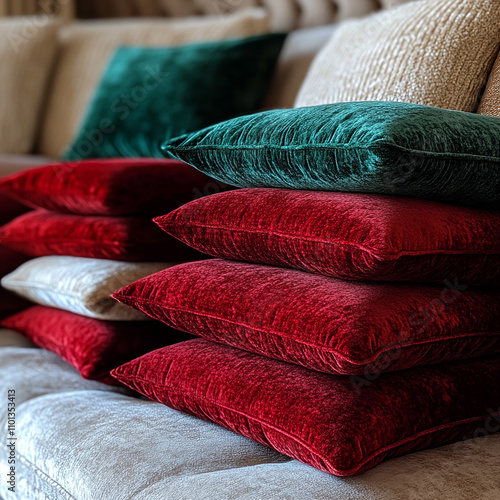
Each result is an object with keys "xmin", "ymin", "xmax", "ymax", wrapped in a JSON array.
[
  {"xmin": 295, "ymin": 0, "xmax": 500, "ymax": 112},
  {"xmin": 38, "ymin": 9, "xmax": 270, "ymax": 157},
  {"xmin": 0, "ymin": 18, "xmax": 58, "ymax": 154},
  {"xmin": 478, "ymin": 54, "xmax": 500, "ymax": 118}
]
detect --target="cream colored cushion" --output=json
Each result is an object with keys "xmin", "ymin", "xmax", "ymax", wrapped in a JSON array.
[
  {"xmin": 295, "ymin": 0, "xmax": 500, "ymax": 112},
  {"xmin": 0, "ymin": 18, "xmax": 58, "ymax": 154},
  {"xmin": 478, "ymin": 53, "xmax": 500, "ymax": 118},
  {"xmin": 38, "ymin": 9, "xmax": 270, "ymax": 157},
  {"xmin": 1, "ymin": 256, "xmax": 170, "ymax": 321}
]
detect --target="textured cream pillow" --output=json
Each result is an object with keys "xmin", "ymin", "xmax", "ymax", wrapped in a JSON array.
[
  {"xmin": 0, "ymin": 17, "xmax": 58, "ymax": 154},
  {"xmin": 295, "ymin": 0, "xmax": 500, "ymax": 111},
  {"xmin": 478, "ymin": 54, "xmax": 500, "ymax": 118},
  {"xmin": 1, "ymin": 256, "xmax": 171, "ymax": 321},
  {"xmin": 38, "ymin": 9, "xmax": 270, "ymax": 157}
]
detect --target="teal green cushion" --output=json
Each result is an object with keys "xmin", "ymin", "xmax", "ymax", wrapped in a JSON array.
[
  {"xmin": 162, "ymin": 101, "xmax": 500, "ymax": 209},
  {"xmin": 64, "ymin": 34, "xmax": 286, "ymax": 160}
]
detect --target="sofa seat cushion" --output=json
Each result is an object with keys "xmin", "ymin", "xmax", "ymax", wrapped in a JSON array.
[{"xmin": 1, "ymin": 371, "xmax": 498, "ymax": 499}]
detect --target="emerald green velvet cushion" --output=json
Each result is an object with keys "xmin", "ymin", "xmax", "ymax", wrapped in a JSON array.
[
  {"xmin": 162, "ymin": 101, "xmax": 500, "ymax": 209},
  {"xmin": 64, "ymin": 34, "xmax": 286, "ymax": 160}
]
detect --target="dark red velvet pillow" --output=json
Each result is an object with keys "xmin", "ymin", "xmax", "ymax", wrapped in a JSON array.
[
  {"xmin": 111, "ymin": 339, "xmax": 500, "ymax": 476},
  {"xmin": 155, "ymin": 189, "xmax": 500, "ymax": 284},
  {"xmin": 113, "ymin": 259, "xmax": 500, "ymax": 376},
  {"xmin": 2, "ymin": 306, "xmax": 193, "ymax": 384},
  {"xmin": 0, "ymin": 210, "xmax": 201, "ymax": 261},
  {"xmin": 0, "ymin": 158, "xmax": 226, "ymax": 215}
]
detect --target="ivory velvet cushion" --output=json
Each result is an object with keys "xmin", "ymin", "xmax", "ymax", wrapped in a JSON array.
[
  {"xmin": 294, "ymin": 0, "xmax": 500, "ymax": 111},
  {"xmin": 1, "ymin": 306, "xmax": 193, "ymax": 384},
  {"xmin": 0, "ymin": 18, "xmax": 58, "ymax": 154},
  {"xmin": 157, "ymin": 189, "xmax": 500, "ymax": 285},
  {"xmin": 0, "ymin": 210, "xmax": 200, "ymax": 262},
  {"xmin": 64, "ymin": 33, "xmax": 286, "ymax": 160},
  {"xmin": 162, "ymin": 101, "xmax": 500, "ymax": 209},
  {"xmin": 1, "ymin": 256, "xmax": 171, "ymax": 321},
  {"xmin": 111, "ymin": 339, "xmax": 500, "ymax": 476},
  {"xmin": 0, "ymin": 158, "xmax": 223, "ymax": 216},
  {"xmin": 39, "ymin": 10, "xmax": 271, "ymax": 157},
  {"xmin": 112, "ymin": 259, "xmax": 500, "ymax": 376}
]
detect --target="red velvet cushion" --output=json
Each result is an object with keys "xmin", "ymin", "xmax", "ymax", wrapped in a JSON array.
[
  {"xmin": 0, "ymin": 210, "xmax": 201, "ymax": 261},
  {"xmin": 113, "ymin": 259, "xmax": 500, "ymax": 376},
  {"xmin": 155, "ymin": 189, "xmax": 500, "ymax": 284},
  {"xmin": 111, "ymin": 339, "xmax": 500, "ymax": 476},
  {"xmin": 2, "ymin": 306, "xmax": 193, "ymax": 384},
  {"xmin": 0, "ymin": 158, "xmax": 226, "ymax": 215}
]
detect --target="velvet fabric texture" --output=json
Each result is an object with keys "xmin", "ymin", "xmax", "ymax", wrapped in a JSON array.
[
  {"xmin": 0, "ymin": 158, "xmax": 223, "ymax": 216},
  {"xmin": 163, "ymin": 101, "xmax": 500, "ymax": 209},
  {"xmin": 1, "ymin": 306, "xmax": 193, "ymax": 385},
  {"xmin": 64, "ymin": 34, "xmax": 286, "ymax": 160},
  {"xmin": 111, "ymin": 339, "xmax": 500, "ymax": 476},
  {"xmin": 157, "ymin": 189, "xmax": 500, "ymax": 285},
  {"xmin": 0, "ymin": 210, "xmax": 201, "ymax": 262},
  {"xmin": 1, "ymin": 256, "xmax": 171, "ymax": 321},
  {"xmin": 113, "ymin": 259, "xmax": 500, "ymax": 376}
]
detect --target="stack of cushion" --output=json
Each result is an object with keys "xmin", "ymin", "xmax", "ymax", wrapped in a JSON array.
[
  {"xmin": 110, "ymin": 102, "xmax": 500, "ymax": 474},
  {"xmin": 104, "ymin": 0, "xmax": 500, "ymax": 477},
  {"xmin": 109, "ymin": 102, "xmax": 500, "ymax": 476},
  {"xmin": 0, "ymin": 158, "xmax": 225, "ymax": 383}
]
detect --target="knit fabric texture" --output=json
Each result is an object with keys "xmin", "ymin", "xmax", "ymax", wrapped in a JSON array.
[{"xmin": 295, "ymin": 0, "xmax": 500, "ymax": 112}]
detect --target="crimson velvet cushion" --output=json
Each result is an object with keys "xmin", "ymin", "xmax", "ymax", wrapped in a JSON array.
[
  {"xmin": 0, "ymin": 210, "xmax": 201, "ymax": 261},
  {"xmin": 112, "ymin": 260, "xmax": 500, "ymax": 376},
  {"xmin": 2, "ymin": 306, "xmax": 193, "ymax": 385},
  {"xmin": 156, "ymin": 189, "xmax": 500, "ymax": 285},
  {"xmin": 0, "ymin": 158, "xmax": 224, "ymax": 216},
  {"xmin": 111, "ymin": 339, "xmax": 500, "ymax": 476}
]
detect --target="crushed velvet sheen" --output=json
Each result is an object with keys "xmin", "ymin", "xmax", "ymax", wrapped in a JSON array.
[
  {"xmin": 111, "ymin": 339, "xmax": 500, "ymax": 477},
  {"xmin": 1, "ymin": 306, "xmax": 193, "ymax": 384},
  {"xmin": 112, "ymin": 259, "xmax": 500, "ymax": 376},
  {"xmin": 156, "ymin": 189, "xmax": 500, "ymax": 285},
  {"xmin": 64, "ymin": 34, "xmax": 286, "ymax": 160},
  {"xmin": 162, "ymin": 101, "xmax": 500, "ymax": 209},
  {"xmin": 0, "ymin": 158, "xmax": 224, "ymax": 216},
  {"xmin": 0, "ymin": 210, "xmax": 202, "ymax": 261}
]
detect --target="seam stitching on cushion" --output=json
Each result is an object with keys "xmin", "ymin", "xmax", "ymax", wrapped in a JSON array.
[
  {"xmin": 169, "ymin": 142, "xmax": 500, "ymax": 162},
  {"xmin": 117, "ymin": 374, "xmax": 500, "ymax": 476},
  {"xmin": 0, "ymin": 237, "xmax": 165, "ymax": 246},
  {"xmin": 3, "ymin": 281, "xmax": 105, "ymax": 303},
  {"xmin": 164, "ymin": 222, "xmax": 500, "ymax": 259},
  {"xmin": 114, "ymin": 295, "xmax": 499, "ymax": 367}
]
